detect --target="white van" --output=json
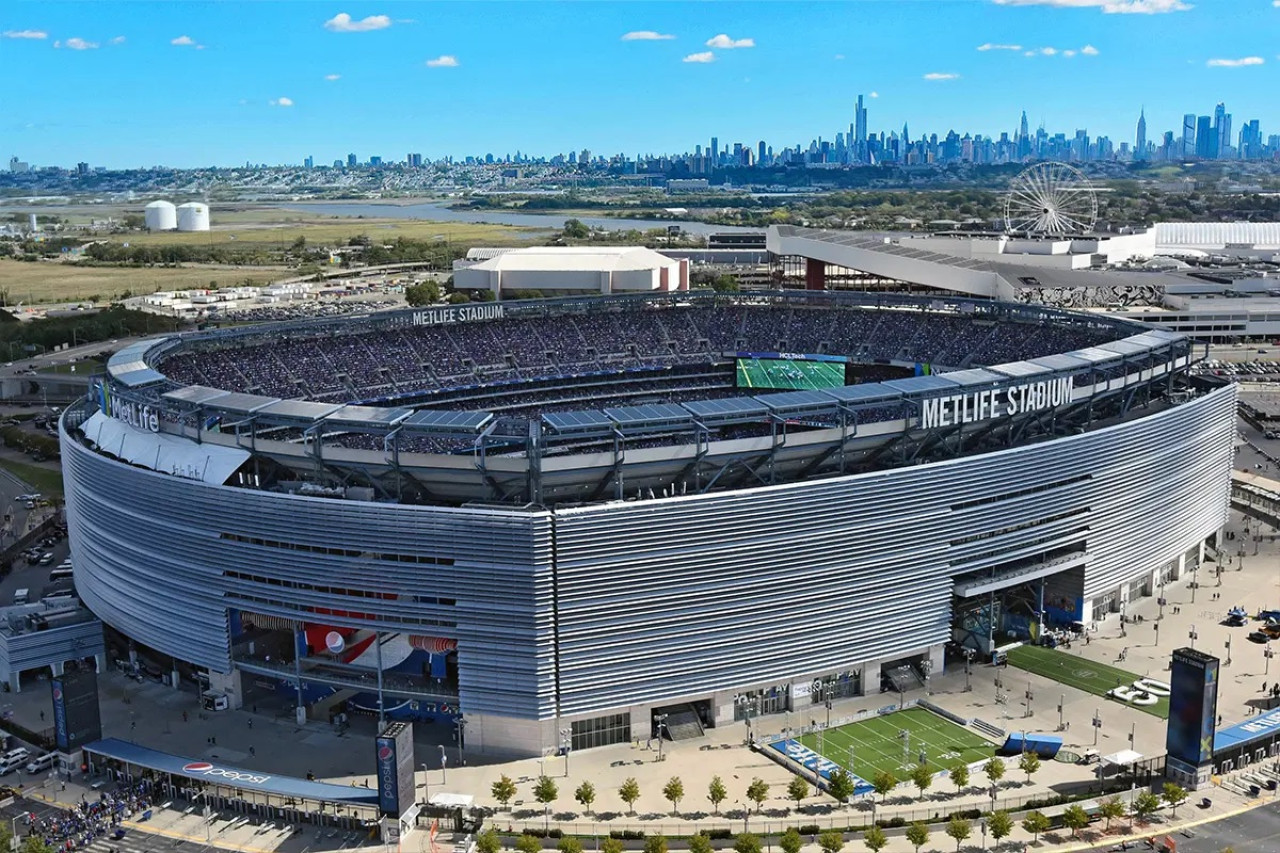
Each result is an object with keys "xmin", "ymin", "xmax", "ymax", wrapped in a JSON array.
[
  {"xmin": 0, "ymin": 748, "xmax": 30, "ymax": 774},
  {"xmin": 24, "ymin": 753, "xmax": 55, "ymax": 774},
  {"xmin": 12, "ymin": 589, "xmax": 29, "ymax": 605},
  {"xmin": 201, "ymin": 691, "xmax": 229, "ymax": 712}
]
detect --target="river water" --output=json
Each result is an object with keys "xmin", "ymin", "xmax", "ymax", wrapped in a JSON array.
[{"xmin": 281, "ymin": 201, "xmax": 754, "ymax": 237}]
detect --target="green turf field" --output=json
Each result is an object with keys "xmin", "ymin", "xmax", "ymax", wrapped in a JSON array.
[
  {"xmin": 796, "ymin": 707, "xmax": 994, "ymax": 781},
  {"xmin": 735, "ymin": 357, "xmax": 845, "ymax": 390},
  {"xmin": 1007, "ymin": 644, "xmax": 1169, "ymax": 719}
]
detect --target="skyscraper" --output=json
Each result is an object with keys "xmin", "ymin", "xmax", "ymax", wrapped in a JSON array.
[
  {"xmin": 1182, "ymin": 114, "xmax": 1196, "ymax": 159},
  {"xmin": 1017, "ymin": 111, "xmax": 1030, "ymax": 160},
  {"xmin": 1135, "ymin": 108, "xmax": 1147, "ymax": 161},
  {"xmin": 1211, "ymin": 102, "xmax": 1227, "ymax": 158},
  {"xmin": 854, "ymin": 95, "xmax": 868, "ymax": 163},
  {"xmin": 710, "ymin": 137, "xmax": 718, "ymax": 167},
  {"xmin": 1195, "ymin": 116, "xmax": 1212, "ymax": 159}
]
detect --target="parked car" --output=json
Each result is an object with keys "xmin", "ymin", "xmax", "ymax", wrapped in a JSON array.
[{"xmin": 1248, "ymin": 630, "xmax": 1270, "ymax": 643}]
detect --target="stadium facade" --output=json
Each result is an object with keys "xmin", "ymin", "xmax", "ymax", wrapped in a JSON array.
[{"xmin": 60, "ymin": 290, "xmax": 1235, "ymax": 757}]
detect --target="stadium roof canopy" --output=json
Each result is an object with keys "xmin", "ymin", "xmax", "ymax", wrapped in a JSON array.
[{"xmin": 464, "ymin": 245, "xmax": 675, "ymax": 273}]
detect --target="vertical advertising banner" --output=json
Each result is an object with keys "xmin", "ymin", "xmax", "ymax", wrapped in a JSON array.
[
  {"xmin": 1166, "ymin": 648, "xmax": 1219, "ymax": 766},
  {"xmin": 375, "ymin": 733, "xmax": 399, "ymax": 816},
  {"xmin": 50, "ymin": 670, "xmax": 102, "ymax": 752}
]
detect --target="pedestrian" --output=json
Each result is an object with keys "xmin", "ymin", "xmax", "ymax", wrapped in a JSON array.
[
  {"xmin": 130, "ymin": 721, "xmax": 135, "ymax": 732},
  {"xmin": 182, "ymin": 711, "xmax": 187, "ymax": 723},
  {"xmin": 39, "ymin": 711, "xmax": 44, "ymax": 722},
  {"xmin": 247, "ymin": 719, "xmax": 253, "ymax": 730},
  {"xmin": 249, "ymin": 746, "xmax": 255, "ymax": 757}
]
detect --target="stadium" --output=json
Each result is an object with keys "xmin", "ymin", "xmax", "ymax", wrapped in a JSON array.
[{"xmin": 59, "ymin": 287, "xmax": 1236, "ymax": 759}]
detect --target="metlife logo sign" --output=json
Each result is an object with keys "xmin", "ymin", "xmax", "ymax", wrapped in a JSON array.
[{"xmin": 182, "ymin": 761, "xmax": 272, "ymax": 786}]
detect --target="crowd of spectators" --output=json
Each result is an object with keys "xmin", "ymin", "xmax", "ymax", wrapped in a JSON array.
[
  {"xmin": 161, "ymin": 305, "xmax": 1119, "ymax": 405},
  {"xmin": 24, "ymin": 779, "xmax": 153, "ymax": 851}
]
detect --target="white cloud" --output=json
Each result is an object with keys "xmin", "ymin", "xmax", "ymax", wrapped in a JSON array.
[
  {"xmin": 2, "ymin": 30, "xmax": 48, "ymax": 39},
  {"xmin": 683, "ymin": 51, "xmax": 716, "ymax": 63},
  {"xmin": 705, "ymin": 33, "xmax": 754, "ymax": 49},
  {"xmin": 869, "ymin": 91, "xmax": 879, "ymax": 98},
  {"xmin": 1040, "ymin": 46, "xmax": 1058, "ymax": 55},
  {"xmin": 324, "ymin": 13, "xmax": 391, "ymax": 33},
  {"xmin": 621, "ymin": 30, "xmax": 675, "ymax": 41},
  {"xmin": 1081, "ymin": 44, "xmax": 1100, "ymax": 54},
  {"xmin": 923, "ymin": 72, "xmax": 960, "ymax": 80},
  {"xmin": 1206, "ymin": 56, "xmax": 1264, "ymax": 66},
  {"xmin": 324, "ymin": 73, "xmax": 341, "ymax": 81},
  {"xmin": 1063, "ymin": 48, "xmax": 1077, "ymax": 56},
  {"xmin": 58, "ymin": 37, "xmax": 98, "ymax": 50},
  {"xmin": 269, "ymin": 97, "xmax": 294, "ymax": 107},
  {"xmin": 977, "ymin": 42, "xmax": 1023, "ymax": 51},
  {"xmin": 171, "ymin": 35, "xmax": 200, "ymax": 46},
  {"xmin": 425, "ymin": 55, "xmax": 459, "ymax": 67},
  {"xmin": 110, "ymin": 36, "xmax": 126, "ymax": 45},
  {"xmin": 992, "ymin": 0, "xmax": 1191, "ymax": 12},
  {"xmin": 834, "ymin": 53, "xmax": 845, "ymax": 60}
]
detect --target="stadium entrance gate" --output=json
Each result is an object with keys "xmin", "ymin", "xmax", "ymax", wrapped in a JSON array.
[{"xmin": 652, "ymin": 701, "xmax": 711, "ymax": 742}]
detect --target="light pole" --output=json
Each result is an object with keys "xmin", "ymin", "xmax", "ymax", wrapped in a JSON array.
[
  {"xmin": 1154, "ymin": 621, "xmax": 1160, "ymax": 647},
  {"xmin": 1189, "ymin": 625, "xmax": 1198, "ymax": 650},
  {"xmin": 421, "ymin": 762, "xmax": 430, "ymax": 803},
  {"xmin": 1092, "ymin": 710, "xmax": 1102, "ymax": 747},
  {"xmin": 655, "ymin": 714, "xmax": 668, "ymax": 762},
  {"xmin": 981, "ymin": 818, "xmax": 987, "ymax": 852},
  {"xmin": 1024, "ymin": 682, "xmax": 1034, "ymax": 719},
  {"xmin": 1225, "ymin": 637, "xmax": 1232, "ymax": 667},
  {"xmin": 454, "ymin": 716, "xmax": 467, "ymax": 766},
  {"xmin": 1265, "ymin": 643, "xmax": 1274, "ymax": 675},
  {"xmin": 1121, "ymin": 601, "xmax": 1127, "ymax": 638},
  {"xmin": 560, "ymin": 728, "xmax": 571, "ymax": 777},
  {"xmin": 964, "ymin": 648, "xmax": 975, "ymax": 692},
  {"xmin": 438, "ymin": 744, "xmax": 447, "ymax": 784},
  {"xmin": 1057, "ymin": 694, "xmax": 1065, "ymax": 732},
  {"xmin": 1191, "ymin": 562, "xmax": 1199, "ymax": 603}
]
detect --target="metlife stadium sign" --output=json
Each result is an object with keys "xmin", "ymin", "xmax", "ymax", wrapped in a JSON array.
[{"xmin": 920, "ymin": 376, "xmax": 1073, "ymax": 430}]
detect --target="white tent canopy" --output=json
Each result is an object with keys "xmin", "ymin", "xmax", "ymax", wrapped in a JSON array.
[
  {"xmin": 1101, "ymin": 749, "xmax": 1144, "ymax": 766},
  {"xmin": 80, "ymin": 411, "xmax": 249, "ymax": 485}
]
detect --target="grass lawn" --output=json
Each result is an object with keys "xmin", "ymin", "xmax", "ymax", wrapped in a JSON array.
[
  {"xmin": 39, "ymin": 359, "xmax": 102, "ymax": 376},
  {"xmin": 1007, "ymin": 643, "xmax": 1169, "ymax": 719},
  {"xmin": 0, "ymin": 259, "xmax": 294, "ymax": 305},
  {"xmin": 796, "ymin": 707, "xmax": 994, "ymax": 782},
  {"xmin": 0, "ymin": 458, "xmax": 64, "ymax": 498},
  {"xmin": 112, "ymin": 214, "xmax": 546, "ymax": 249}
]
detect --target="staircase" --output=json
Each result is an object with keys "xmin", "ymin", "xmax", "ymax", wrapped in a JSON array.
[
  {"xmin": 885, "ymin": 665, "xmax": 925, "ymax": 694},
  {"xmin": 661, "ymin": 705, "xmax": 705, "ymax": 741}
]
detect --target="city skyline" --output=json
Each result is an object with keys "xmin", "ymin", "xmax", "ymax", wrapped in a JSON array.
[{"xmin": 2, "ymin": 0, "xmax": 1279, "ymax": 168}]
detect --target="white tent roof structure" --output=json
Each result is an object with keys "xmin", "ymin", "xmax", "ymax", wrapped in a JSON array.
[{"xmin": 1101, "ymin": 749, "xmax": 1144, "ymax": 766}]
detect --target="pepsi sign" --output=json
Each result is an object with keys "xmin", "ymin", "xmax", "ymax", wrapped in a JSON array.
[
  {"xmin": 182, "ymin": 761, "xmax": 272, "ymax": 785},
  {"xmin": 375, "ymin": 736, "xmax": 398, "ymax": 815}
]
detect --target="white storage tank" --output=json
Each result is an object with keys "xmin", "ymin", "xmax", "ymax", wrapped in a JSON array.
[
  {"xmin": 176, "ymin": 202, "xmax": 210, "ymax": 232},
  {"xmin": 143, "ymin": 200, "xmax": 177, "ymax": 231}
]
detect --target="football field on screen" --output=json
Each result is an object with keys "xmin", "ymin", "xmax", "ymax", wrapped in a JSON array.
[
  {"xmin": 796, "ymin": 708, "xmax": 995, "ymax": 780},
  {"xmin": 735, "ymin": 357, "xmax": 845, "ymax": 390},
  {"xmin": 1006, "ymin": 643, "xmax": 1169, "ymax": 718}
]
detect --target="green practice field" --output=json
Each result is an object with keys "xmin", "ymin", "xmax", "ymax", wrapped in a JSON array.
[
  {"xmin": 735, "ymin": 357, "xmax": 845, "ymax": 391},
  {"xmin": 1007, "ymin": 643, "xmax": 1169, "ymax": 719},
  {"xmin": 796, "ymin": 707, "xmax": 994, "ymax": 781}
]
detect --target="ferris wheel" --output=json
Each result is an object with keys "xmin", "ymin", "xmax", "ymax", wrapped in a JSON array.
[{"xmin": 1003, "ymin": 162, "xmax": 1098, "ymax": 236}]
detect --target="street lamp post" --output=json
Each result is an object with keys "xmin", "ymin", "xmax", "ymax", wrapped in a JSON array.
[
  {"xmin": 1191, "ymin": 562, "xmax": 1199, "ymax": 603},
  {"xmin": 1024, "ymin": 682, "xmax": 1034, "ymax": 719},
  {"xmin": 655, "ymin": 714, "xmax": 668, "ymax": 762},
  {"xmin": 1265, "ymin": 643, "xmax": 1274, "ymax": 675},
  {"xmin": 438, "ymin": 745, "xmax": 447, "ymax": 784},
  {"xmin": 560, "ymin": 728, "xmax": 571, "ymax": 777},
  {"xmin": 1092, "ymin": 710, "xmax": 1102, "ymax": 747},
  {"xmin": 1154, "ymin": 621, "xmax": 1160, "ymax": 647},
  {"xmin": 1189, "ymin": 625, "xmax": 1198, "ymax": 650},
  {"xmin": 964, "ymin": 648, "xmax": 975, "ymax": 693},
  {"xmin": 1057, "ymin": 694, "xmax": 1065, "ymax": 732},
  {"xmin": 1225, "ymin": 637, "xmax": 1232, "ymax": 667}
]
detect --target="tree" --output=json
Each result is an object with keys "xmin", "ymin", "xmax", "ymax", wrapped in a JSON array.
[
  {"xmin": 817, "ymin": 831, "xmax": 845, "ymax": 853},
  {"xmin": 983, "ymin": 757, "xmax": 1006, "ymax": 789},
  {"xmin": 909, "ymin": 763, "xmax": 933, "ymax": 800},
  {"xmin": 945, "ymin": 816, "xmax": 971, "ymax": 852},
  {"xmin": 618, "ymin": 777, "xmax": 641, "ymax": 815},
  {"xmin": 780, "ymin": 828, "xmax": 804, "ymax": 853},
  {"xmin": 862, "ymin": 826, "xmax": 888, "ymax": 853},
  {"xmin": 1162, "ymin": 782, "xmax": 1189, "ymax": 817},
  {"xmin": 689, "ymin": 835, "xmax": 714, "ymax": 853},
  {"xmin": 1131, "ymin": 791, "xmax": 1161, "ymax": 823},
  {"xmin": 601, "ymin": 839, "xmax": 625, "ymax": 853},
  {"xmin": 904, "ymin": 822, "xmax": 929, "ymax": 853},
  {"xmin": 1021, "ymin": 811, "xmax": 1050, "ymax": 843},
  {"xmin": 827, "ymin": 768, "xmax": 855, "ymax": 804},
  {"xmin": 575, "ymin": 780, "xmax": 597, "ymax": 815},
  {"xmin": 870, "ymin": 770, "xmax": 897, "ymax": 823},
  {"xmin": 533, "ymin": 775, "xmax": 558, "ymax": 816},
  {"xmin": 492, "ymin": 775, "xmax": 518, "ymax": 810},
  {"xmin": 988, "ymin": 810, "xmax": 1013, "ymax": 843},
  {"xmin": 1061, "ymin": 803, "xmax": 1090, "ymax": 838},
  {"xmin": 516, "ymin": 836, "xmax": 542, "ymax": 853},
  {"xmin": 746, "ymin": 777, "xmax": 769, "ymax": 813},
  {"xmin": 447, "ymin": 291, "xmax": 470, "ymax": 304},
  {"xmin": 1099, "ymin": 796, "xmax": 1126, "ymax": 830},
  {"xmin": 404, "ymin": 281, "xmax": 441, "ymax": 306},
  {"xmin": 733, "ymin": 834, "xmax": 762, "ymax": 853},
  {"xmin": 563, "ymin": 219, "xmax": 590, "ymax": 240},
  {"xmin": 708, "ymin": 775, "xmax": 728, "ymax": 813},
  {"xmin": 558, "ymin": 838, "xmax": 583, "ymax": 853},
  {"xmin": 662, "ymin": 776, "xmax": 685, "ymax": 815},
  {"xmin": 477, "ymin": 830, "xmax": 502, "ymax": 853},
  {"xmin": 787, "ymin": 774, "xmax": 810, "ymax": 809},
  {"xmin": 949, "ymin": 762, "xmax": 969, "ymax": 794},
  {"xmin": 1018, "ymin": 751, "xmax": 1042, "ymax": 784},
  {"xmin": 710, "ymin": 274, "xmax": 740, "ymax": 293},
  {"xmin": 643, "ymin": 837, "xmax": 668, "ymax": 853}
]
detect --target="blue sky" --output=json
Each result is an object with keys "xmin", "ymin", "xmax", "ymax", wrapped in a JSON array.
[{"xmin": 2, "ymin": 0, "xmax": 1278, "ymax": 169}]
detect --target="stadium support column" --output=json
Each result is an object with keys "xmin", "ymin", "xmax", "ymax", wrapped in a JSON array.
[{"xmin": 805, "ymin": 258, "xmax": 826, "ymax": 291}]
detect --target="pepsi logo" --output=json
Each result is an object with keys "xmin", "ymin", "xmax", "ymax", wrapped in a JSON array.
[
  {"xmin": 325, "ymin": 631, "xmax": 345, "ymax": 654},
  {"xmin": 183, "ymin": 762, "xmax": 213, "ymax": 773},
  {"xmin": 377, "ymin": 746, "xmax": 393, "ymax": 761},
  {"xmin": 52, "ymin": 688, "xmax": 62, "ymax": 702}
]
